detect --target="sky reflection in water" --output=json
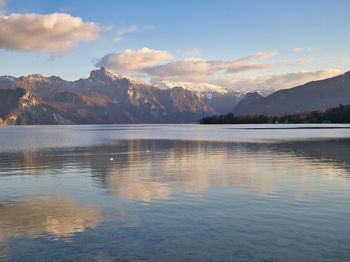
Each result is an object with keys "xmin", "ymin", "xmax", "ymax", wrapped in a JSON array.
[{"xmin": 0, "ymin": 125, "xmax": 350, "ymax": 261}]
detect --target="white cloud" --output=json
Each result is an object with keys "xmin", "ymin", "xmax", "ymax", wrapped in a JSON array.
[
  {"xmin": 237, "ymin": 51, "xmax": 278, "ymax": 61},
  {"xmin": 202, "ymin": 69, "xmax": 342, "ymax": 93},
  {"xmin": 112, "ymin": 37, "xmax": 122, "ymax": 42},
  {"xmin": 293, "ymin": 47, "xmax": 312, "ymax": 53},
  {"xmin": 0, "ymin": 13, "xmax": 100, "ymax": 52},
  {"xmin": 117, "ymin": 25, "xmax": 138, "ymax": 35},
  {"xmin": 96, "ymin": 47, "xmax": 175, "ymax": 70},
  {"xmin": 294, "ymin": 48, "xmax": 304, "ymax": 52},
  {"xmin": 321, "ymin": 58, "xmax": 349, "ymax": 65},
  {"xmin": 96, "ymin": 49, "xmax": 279, "ymax": 77},
  {"xmin": 144, "ymin": 58, "xmax": 278, "ymax": 78},
  {"xmin": 177, "ymin": 47, "xmax": 201, "ymax": 57},
  {"xmin": 97, "ymin": 48, "xmax": 341, "ymax": 93},
  {"xmin": 225, "ymin": 62, "xmax": 278, "ymax": 73},
  {"xmin": 145, "ymin": 58, "xmax": 215, "ymax": 77},
  {"xmin": 144, "ymin": 52, "xmax": 279, "ymax": 77},
  {"xmin": 254, "ymin": 69, "xmax": 341, "ymax": 90}
]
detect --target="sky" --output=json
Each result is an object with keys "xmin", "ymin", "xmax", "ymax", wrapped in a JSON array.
[{"xmin": 0, "ymin": 0, "xmax": 349, "ymax": 93}]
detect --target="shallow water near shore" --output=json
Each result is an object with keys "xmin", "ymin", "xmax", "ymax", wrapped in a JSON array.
[{"xmin": 1, "ymin": 124, "xmax": 350, "ymax": 261}]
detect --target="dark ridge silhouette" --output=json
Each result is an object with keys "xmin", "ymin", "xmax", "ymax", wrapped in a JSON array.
[{"xmin": 201, "ymin": 104, "xmax": 350, "ymax": 124}]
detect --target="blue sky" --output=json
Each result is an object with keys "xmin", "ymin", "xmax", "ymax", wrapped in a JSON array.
[{"xmin": 0, "ymin": 0, "xmax": 349, "ymax": 92}]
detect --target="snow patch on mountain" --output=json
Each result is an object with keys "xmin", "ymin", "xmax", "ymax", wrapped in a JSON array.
[
  {"xmin": 153, "ymin": 81, "xmax": 229, "ymax": 97},
  {"xmin": 0, "ymin": 76, "xmax": 16, "ymax": 81}
]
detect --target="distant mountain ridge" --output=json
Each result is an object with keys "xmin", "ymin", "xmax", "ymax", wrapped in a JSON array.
[
  {"xmin": 233, "ymin": 71, "xmax": 350, "ymax": 116},
  {"xmin": 2, "ymin": 68, "xmax": 349, "ymax": 125},
  {"xmin": 0, "ymin": 68, "xmax": 219, "ymax": 124}
]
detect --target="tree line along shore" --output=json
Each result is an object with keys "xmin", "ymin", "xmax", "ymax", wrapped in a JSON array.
[{"xmin": 200, "ymin": 104, "xmax": 350, "ymax": 124}]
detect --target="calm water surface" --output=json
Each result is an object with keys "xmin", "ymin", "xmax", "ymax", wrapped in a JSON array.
[{"xmin": 0, "ymin": 124, "xmax": 350, "ymax": 261}]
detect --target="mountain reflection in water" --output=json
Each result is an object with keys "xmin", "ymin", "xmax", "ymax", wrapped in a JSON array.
[
  {"xmin": 0, "ymin": 131, "xmax": 350, "ymax": 261},
  {"xmin": 1, "ymin": 139, "xmax": 349, "ymax": 201}
]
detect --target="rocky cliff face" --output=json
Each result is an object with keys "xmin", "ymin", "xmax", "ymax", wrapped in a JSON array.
[
  {"xmin": 0, "ymin": 88, "xmax": 72, "ymax": 125},
  {"xmin": 233, "ymin": 71, "xmax": 350, "ymax": 116}
]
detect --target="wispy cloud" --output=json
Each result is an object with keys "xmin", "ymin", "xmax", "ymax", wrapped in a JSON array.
[
  {"xmin": 117, "ymin": 25, "xmax": 138, "ymax": 35},
  {"xmin": 194, "ymin": 69, "xmax": 342, "ymax": 93},
  {"xmin": 177, "ymin": 47, "xmax": 201, "ymax": 57},
  {"xmin": 250, "ymin": 69, "xmax": 340, "ymax": 91},
  {"xmin": 58, "ymin": 7, "xmax": 73, "ymax": 13},
  {"xmin": 48, "ymin": 53, "xmax": 63, "ymax": 61},
  {"xmin": 144, "ymin": 51, "xmax": 279, "ymax": 77},
  {"xmin": 293, "ymin": 47, "xmax": 312, "ymax": 53},
  {"xmin": 333, "ymin": 58, "xmax": 349, "ymax": 64},
  {"xmin": 102, "ymin": 25, "xmax": 113, "ymax": 32},
  {"xmin": 0, "ymin": 13, "xmax": 100, "ymax": 52},
  {"xmin": 297, "ymin": 57, "xmax": 315, "ymax": 64},
  {"xmin": 237, "ymin": 51, "xmax": 278, "ymax": 61},
  {"xmin": 112, "ymin": 37, "xmax": 122, "ymax": 42},
  {"xmin": 290, "ymin": 57, "xmax": 315, "ymax": 66},
  {"xmin": 320, "ymin": 58, "xmax": 349, "ymax": 65}
]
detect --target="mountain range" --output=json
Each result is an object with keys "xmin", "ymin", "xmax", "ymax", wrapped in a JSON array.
[
  {"xmin": 234, "ymin": 71, "xmax": 350, "ymax": 116},
  {"xmin": 0, "ymin": 67, "xmax": 241, "ymax": 125},
  {"xmin": 1, "ymin": 68, "xmax": 350, "ymax": 125}
]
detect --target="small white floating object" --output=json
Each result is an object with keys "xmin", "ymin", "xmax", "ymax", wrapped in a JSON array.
[
  {"xmin": 110, "ymin": 157, "xmax": 114, "ymax": 161},
  {"xmin": 147, "ymin": 149, "xmax": 150, "ymax": 152}
]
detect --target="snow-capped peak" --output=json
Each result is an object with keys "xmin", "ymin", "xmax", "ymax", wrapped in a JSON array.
[
  {"xmin": 154, "ymin": 81, "xmax": 229, "ymax": 97},
  {"xmin": 0, "ymin": 75, "xmax": 16, "ymax": 81}
]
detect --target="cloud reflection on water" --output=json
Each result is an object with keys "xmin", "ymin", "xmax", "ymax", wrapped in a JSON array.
[
  {"xmin": 0, "ymin": 138, "xmax": 350, "ymax": 260},
  {"xmin": 1, "ymin": 139, "xmax": 350, "ymax": 202},
  {"xmin": 0, "ymin": 193, "xmax": 102, "ymax": 257}
]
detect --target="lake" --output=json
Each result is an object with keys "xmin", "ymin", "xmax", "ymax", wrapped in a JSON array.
[{"xmin": 1, "ymin": 124, "xmax": 350, "ymax": 261}]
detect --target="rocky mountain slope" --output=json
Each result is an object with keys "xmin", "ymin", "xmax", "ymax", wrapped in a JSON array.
[
  {"xmin": 0, "ymin": 88, "xmax": 72, "ymax": 125},
  {"xmin": 233, "ymin": 71, "xmax": 350, "ymax": 116},
  {"xmin": 231, "ymin": 92, "xmax": 264, "ymax": 116},
  {"xmin": 154, "ymin": 80, "xmax": 243, "ymax": 114},
  {"xmin": 0, "ymin": 68, "xmax": 215, "ymax": 124}
]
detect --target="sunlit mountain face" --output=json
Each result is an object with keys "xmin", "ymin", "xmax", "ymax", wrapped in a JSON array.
[{"xmin": 0, "ymin": 68, "xmax": 219, "ymax": 124}]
